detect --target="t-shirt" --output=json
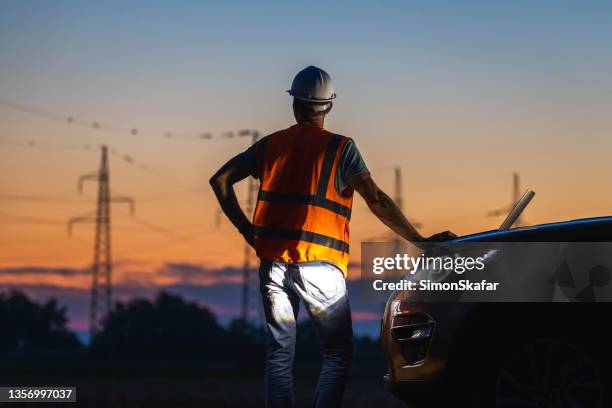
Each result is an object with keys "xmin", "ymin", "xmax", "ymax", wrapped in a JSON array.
[{"xmin": 236, "ymin": 135, "xmax": 368, "ymax": 196}]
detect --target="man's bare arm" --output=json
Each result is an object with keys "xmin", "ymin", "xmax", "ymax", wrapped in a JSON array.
[
  {"xmin": 348, "ymin": 172, "xmax": 424, "ymax": 242},
  {"xmin": 209, "ymin": 155, "xmax": 255, "ymax": 247},
  {"xmin": 349, "ymin": 172, "xmax": 457, "ymax": 243}
]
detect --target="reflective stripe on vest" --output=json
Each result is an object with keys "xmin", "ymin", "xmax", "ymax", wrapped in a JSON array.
[
  {"xmin": 252, "ymin": 125, "xmax": 353, "ymax": 274},
  {"xmin": 258, "ymin": 190, "xmax": 351, "ymax": 218},
  {"xmin": 252, "ymin": 226, "xmax": 350, "ymax": 253}
]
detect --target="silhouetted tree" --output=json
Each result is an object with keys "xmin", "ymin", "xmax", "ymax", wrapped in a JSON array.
[
  {"xmin": 0, "ymin": 289, "xmax": 81, "ymax": 353},
  {"xmin": 91, "ymin": 291, "xmax": 225, "ymax": 356},
  {"xmin": 228, "ymin": 318, "xmax": 266, "ymax": 345}
]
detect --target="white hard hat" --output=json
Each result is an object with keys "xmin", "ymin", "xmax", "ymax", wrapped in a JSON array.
[{"xmin": 287, "ymin": 66, "xmax": 336, "ymax": 111}]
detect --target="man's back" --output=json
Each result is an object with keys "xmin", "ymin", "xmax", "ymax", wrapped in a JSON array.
[
  {"xmin": 256, "ymin": 124, "xmax": 338, "ymax": 196},
  {"xmin": 252, "ymin": 123, "xmax": 354, "ymax": 275}
]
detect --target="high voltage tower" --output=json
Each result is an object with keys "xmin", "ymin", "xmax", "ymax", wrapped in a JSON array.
[
  {"xmin": 0, "ymin": 97, "xmax": 253, "ymax": 141},
  {"xmin": 363, "ymin": 166, "xmax": 422, "ymax": 243},
  {"xmin": 487, "ymin": 172, "xmax": 528, "ymax": 227},
  {"xmin": 210, "ymin": 129, "xmax": 262, "ymax": 325},
  {"xmin": 394, "ymin": 167, "xmax": 403, "ymax": 213},
  {"xmin": 394, "ymin": 166, "xmax": 422, "ymax": 230},
  {"xmin": 241, "ymin": 131, "xmax": 261, "ymax": 325},
  {"xmin": 68, "ymin": 145, "xmax": 134, "ymax": 336}
]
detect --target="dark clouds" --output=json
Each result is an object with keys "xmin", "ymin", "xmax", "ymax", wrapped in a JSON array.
[
  {"xmin": 157, "ymin": 262, "xmax": 242, "ymax": 280},
  {"xmin": 0, "ymin": 266, "xmax": 89, "ymax": 276},
  {"xmin": 0, "ymin": 262, "xmax": 243, "ymax": 286}
]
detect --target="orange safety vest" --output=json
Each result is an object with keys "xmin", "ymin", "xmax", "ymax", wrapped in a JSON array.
[{"xmin": 253, "ymin": 124, "xmax": 353, "ymax": 276}]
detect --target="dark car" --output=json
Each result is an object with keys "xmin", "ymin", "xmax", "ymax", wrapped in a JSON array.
[{"xmin": 380, "ymin": 201, "xmax": 612, "ymax": 407}]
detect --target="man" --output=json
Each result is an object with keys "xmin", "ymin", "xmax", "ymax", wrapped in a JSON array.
[{"xmin": 210, "ymin": 66, "xmax": 455, "ymax": 407}]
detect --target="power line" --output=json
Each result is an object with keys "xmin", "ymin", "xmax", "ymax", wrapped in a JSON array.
[
  {"xmin": 0, "ymin": 137, "xmax": 94, "ymax": 151},
  {"xmin": 1, "ymin": 97, "xmax": 263, "ymax": 200},
  {"xmin": 116, "ymin": 212, "xmax": 183, "ymax": 240},
  {"xmin": 1, "ymin": 206, "xmax": 215, "ymax": 238},
  {"xmin": 0, "ymin": 97, "xmax": 255, "ymax": 141},
  {"xmin": 0, "ymin": 136, "xmax": 157, "ymax": 174},
  {"xmin": 0, "ymin": 211, "xmax": 66, "ymax": 226},
  {"xmin": 1, "ymin": 133, "xmax": 214, "ymax": 192},
  {"xmin": 0, "ymin": 193, "xmax": 91, "ymax": 204},
  {"xmin": 113, "ymin": 228, "xmax": 217, "ymax": 260},
  {"xmin": 130, "ymin": 187, "xmax": 207, "ymax": 201},
  {"xmin": 1, "ymin": 133, "xmax": 205, "ymax": 192},
  {"xmin": 0, "ymin": 235, "xmax": 81, "ymax": 249}
]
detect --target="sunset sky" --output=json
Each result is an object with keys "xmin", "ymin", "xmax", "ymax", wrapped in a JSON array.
[{"xmin": 2, "ymin": 1, "xmax": 612, "ymax": 335}]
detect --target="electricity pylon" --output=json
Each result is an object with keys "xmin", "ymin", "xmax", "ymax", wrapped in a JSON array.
[
  {"xmin": 394, "ymin": 166, "xmax": 422, "ymax": 230},
  {"xmin": 240, "ymin": 131, "xmax": 261, "ymax": 324},
  {"xmin": 68, "ymin": 145, "xmax": 134, "ymax": 336},
  {"xmin": 210, "ymin": 130, "xmax": 262, "ymax": 326},
  {"xmin": 487, "ymin": 172, "xmax": 527, "ymax": 227},
  {"xmin": 363, "ymin": 166, "xmax": 422, "ymax": 243}
]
